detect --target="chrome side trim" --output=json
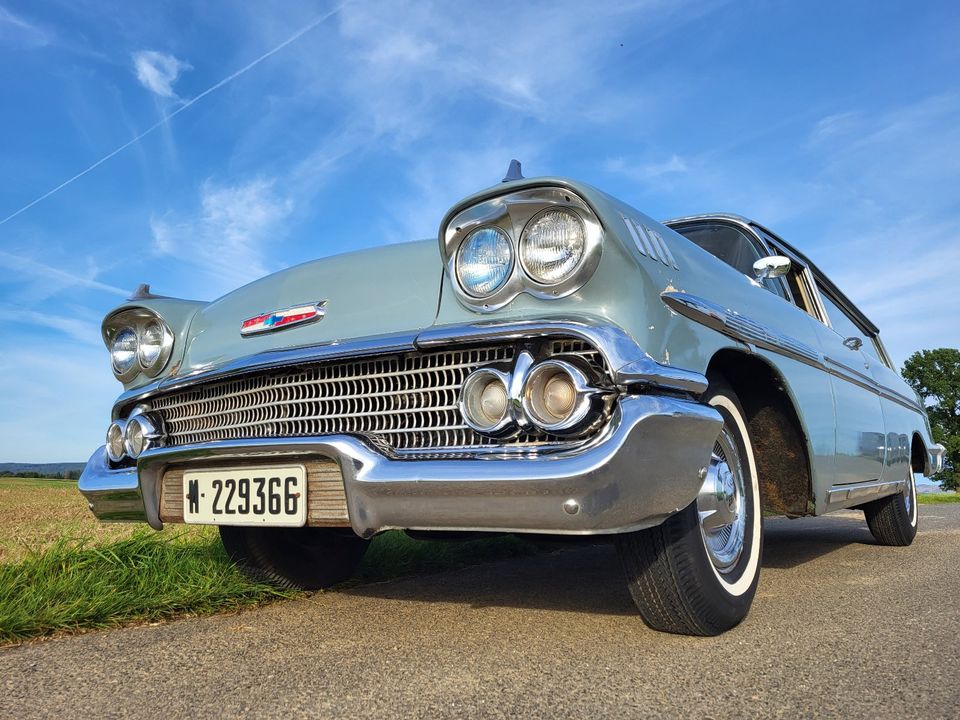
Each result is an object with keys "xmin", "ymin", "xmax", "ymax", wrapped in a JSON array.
[
  {"xmin": 661, "ymin": 291, "xmax": 926, "ymax": 415},
  {"xmin": 825, "ymin": 478, "xmax": 906, "ymax": 512},
  {"xmin": 416, "ymin": 317, "xmax": 708, "ymax": 395},
  {"xmin": 661, "ymin": 291, "xmax": 820, "ymax": 365},
  {"xmin": 822, "ymin": 355, "xmax": 926, "ymax": 415},
  {"xmin": 81, "ymin": 393, "xmax": 723, "ymax": 536}
]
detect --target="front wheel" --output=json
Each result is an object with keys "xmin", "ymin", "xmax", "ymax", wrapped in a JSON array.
[
  {"xmin": 219, "ymin": 526, "xmax": 369, "ymax": 590},
  {"xmin": 616, "ymin": 381, "xmax": 763, "ymax": 635}
]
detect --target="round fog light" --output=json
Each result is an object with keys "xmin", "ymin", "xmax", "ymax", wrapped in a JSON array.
[
  {"xmin": 123, "ymin": 414, "xmax": 158, "ymax": 458},
  {"xmin": 106, "ymin": 421, "xmax": 127, "ymax": 462},
  {"xmin": 460, "ymin": 369, "xmax": 512, "ymax": 434},
  {"xmin": 522, "ymin": 360, "xmax": 597, "ymax": 433}
]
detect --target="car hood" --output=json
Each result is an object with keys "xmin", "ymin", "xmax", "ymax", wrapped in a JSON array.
[{"xmin": 177, "ymin": 240, "xmax": 441, "ymax": 375}]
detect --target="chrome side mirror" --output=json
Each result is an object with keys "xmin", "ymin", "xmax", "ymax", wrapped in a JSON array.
[{"xmin": 753, "ymin": 255, "xmax": 791, "ymax": 280}]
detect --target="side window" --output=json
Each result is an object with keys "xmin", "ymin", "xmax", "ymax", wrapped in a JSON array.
[
  {"xmin": 817, "ymin": 290, "xmax": 883, "ymax": 364},
  {"xmin": 760, "ymin": 235, "xmax": 819, "ymax": 318},
  {"xmin": 673, "ymin": 224, "xmax": 787, "ymax": 299}
]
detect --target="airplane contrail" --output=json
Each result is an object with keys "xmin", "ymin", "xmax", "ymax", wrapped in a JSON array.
[{"xmin": 0, "ymin": 2, "xmax": 349, "ymax": 228}]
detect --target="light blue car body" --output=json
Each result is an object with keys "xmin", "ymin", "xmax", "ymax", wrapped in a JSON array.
[{"xmin": 80, "ymin": 175, "xmax": 944, "ymax": 535}]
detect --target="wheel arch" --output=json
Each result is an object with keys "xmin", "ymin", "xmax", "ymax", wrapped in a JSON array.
[
  {"xmin": 706, "ymin": 349, "xmax": 814, "ymax": 517},
  {"xmin": 911, "ymin": 432, "xmax": 928, "ymax": 475}
]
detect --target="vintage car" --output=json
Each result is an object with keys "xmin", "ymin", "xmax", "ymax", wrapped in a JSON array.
[{"xmin": 79, "ymin": 163, "xmax": 945, "ymax": 635}]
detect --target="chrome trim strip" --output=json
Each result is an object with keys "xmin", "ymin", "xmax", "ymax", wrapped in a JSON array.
[
  {"xmin": 661, "ymin": 291, "xmax": 821, "ymax": 365},
  {"xmin": 822, "ymin": 356, "xmax": 926, "ymax": 415},
  {"xmin": 826, "ymin": 478, "xmax": 906, "ymax": 511},
  {"xmin": 81, "ymin": 394, "xmax": 723, "ymax": 536},
  {"xmin": 416, "ymin": 317, "xmax": 708, "ymax": 395},
  {"xmin": 113, "ymin": 318, "xmax": 709, "ymax": 417},
  {"xmin": 622, "ymin": 215, "xmax": 679, "ymax": 270},
  {"xmin": 661, "ymin": 291, "xmax": 926, "ymax": 415},
  {"xmin": 112, "ymin": 330, "xmax": 419, "ymax": 415}
]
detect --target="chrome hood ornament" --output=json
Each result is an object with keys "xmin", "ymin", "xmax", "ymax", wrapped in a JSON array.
[{"xmin": 240, "ymin": 301, "xmax": 327, "ymax": 337}]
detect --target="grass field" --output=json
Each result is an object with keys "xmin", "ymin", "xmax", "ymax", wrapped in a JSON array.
[
  {"xmin": 917, "ymin": 492, "xmax": 960, "ymax": 504},
  {"xmin": 0, "ymin": 477, "xmax": 535, "ymax": 644}
]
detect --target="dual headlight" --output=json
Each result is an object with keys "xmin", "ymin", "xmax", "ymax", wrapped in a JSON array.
[
  {"xmin": 459, "ymin": 357, "xmax": 608, "ymax": 438},
  {"xmin": 455, "ymin": 207, "xmax": 589, "ymax": 298},
  {"xmin": 106, "ymin": 311, "xmax": 174, "ymax": 381},
  {"xmin": 106, "ymin": 408, "xmax": 161, "ymax": 462}
]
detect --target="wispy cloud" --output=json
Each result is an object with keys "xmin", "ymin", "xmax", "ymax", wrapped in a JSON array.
[
  {"xmin": 132, "ymin": 51, "xmax": 192, "ymax": 100},
  {"xmin": 0, "ymin": 303, "xmax": 103, "ymax": 346},
  {"xmin": 0, "ymin": 250, "xmax": 129, "ymax": 299},
  {"xmin": 0, "ymin": 4, "xmax": 346, "ymax": 228},
  {"xmin": 807, "ymin": 111, "xmax": 859, "ymax": 145},
  {"xmin": 0, "ymin": 4, "xmax": 50, "ymax": 46},
  {"xmin": 604, "ymin": 154, "xmax": 689, "ymax": 182},
  {"xmin": 151, "ymin": 178, "xmax": 293, "ymax": 292}
]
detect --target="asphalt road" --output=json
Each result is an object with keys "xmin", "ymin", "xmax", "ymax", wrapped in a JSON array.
[{"xmin": 2, "ymin": 505, "xmax": 958, "ymax": 719}]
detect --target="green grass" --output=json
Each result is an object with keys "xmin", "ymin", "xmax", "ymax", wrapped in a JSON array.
[
  {"xmin": 0, "ymin": 526, "xmax": 538, "ymax": 644},
  {"xmin": 0, "ymin": 530, "xmax": 295, "ymax": 643},
  {"xmin": 917, "ymin": 493, "xmax": 960, "ymax": 504}
]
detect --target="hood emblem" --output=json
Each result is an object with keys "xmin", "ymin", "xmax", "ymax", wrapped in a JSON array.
[{"xmin": 241, "ymin": 301, "xmax": 326, "ymax": 337}]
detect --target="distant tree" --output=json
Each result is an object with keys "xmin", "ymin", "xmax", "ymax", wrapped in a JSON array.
[{"xmin": 903, "ymin": 348, "xmax": 960, "ymax": 491}]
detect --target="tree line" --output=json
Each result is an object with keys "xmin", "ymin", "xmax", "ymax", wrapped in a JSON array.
[
  {"xmin": 0, "ymin": 470, "xmax": 81, "ymax": 480},
  {"xmin": 903, "ymin": 348, "xmax": 959, "ymax": 491}
]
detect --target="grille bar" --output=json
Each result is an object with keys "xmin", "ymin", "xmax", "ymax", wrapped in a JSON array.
[{"xmin": 150, "ymin": 340, "xmax": 606, "ymax": 452}]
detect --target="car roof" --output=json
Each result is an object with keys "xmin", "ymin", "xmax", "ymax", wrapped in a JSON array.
[{"xmin": 662, "ymin": 213, "xmax": 880, "ymax": 336}]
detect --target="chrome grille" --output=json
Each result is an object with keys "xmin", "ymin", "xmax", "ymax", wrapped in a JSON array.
[{"xmin": 151, "ymin": 340, "xmax": 606, "ymax": 452}]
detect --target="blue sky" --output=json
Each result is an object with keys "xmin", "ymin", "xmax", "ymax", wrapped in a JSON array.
[{"xmin": 1, "ymin": 0, "xmax": 958, "ymax": 462}]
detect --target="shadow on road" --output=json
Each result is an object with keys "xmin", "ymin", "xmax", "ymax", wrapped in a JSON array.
[
  {"xmin": 761, "ymin": 513, "xmax": 877, "ymax": 569},
  {"xmin": 341, "ymin": 514, "xmax": 882, "ymax": 615}
]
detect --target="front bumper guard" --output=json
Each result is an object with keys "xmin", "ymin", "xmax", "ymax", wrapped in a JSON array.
[{"xmin": 79, "ymin": 394, "xmax": 722, "ymax": 537}]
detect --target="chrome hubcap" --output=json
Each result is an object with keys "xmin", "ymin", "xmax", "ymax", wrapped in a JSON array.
[
  {"xmin": 905, "ymin": 468, "xmax": 916, "ymax": 525},
  {"xmin": 697, "ymin": 427, "xmax": 747, "ymax": 573}
]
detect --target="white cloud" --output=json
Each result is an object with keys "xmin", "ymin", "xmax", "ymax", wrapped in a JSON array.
[
  {"xmin": 151, "ymin": 177, "xmax": 293, "ymax": 293},
  {"xmin": 132, "ymin": 50, "xmax": 192, "ymax": 99}
]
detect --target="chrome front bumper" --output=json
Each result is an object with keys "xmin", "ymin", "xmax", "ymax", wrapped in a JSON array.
[
  {"xmin": 79, "ymin": 393, "xmax": 722, "ymax": 537},
  {"xmin": 929, "ymin": 443, "xmax": 946, "ymax": 476}
]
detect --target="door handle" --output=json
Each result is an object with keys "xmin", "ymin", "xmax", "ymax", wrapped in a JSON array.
[{"xmin": 843, "ymin": 337, "xmax": 863, "ymax": 351}]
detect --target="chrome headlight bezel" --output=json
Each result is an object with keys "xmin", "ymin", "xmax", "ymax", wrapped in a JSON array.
[
  {"xmin": 110, "ymin": 328, "xmax": 139, "ymax": 380},
  {"xmin": 442, "ymin": 187, "xmax": 603, "ymax": 312},
  {"xmin": 136, "ymin": 318, "xmax": 174, "ymax": 377},
  {"xmin": 519, "ymin": 207, "xmax": 588, "ymax": 286},
  {"xmin": 454, "ymin": 225, "xmax": 515, "ymax": 298},
  {"xmin": 104, "ymin": 308, "xmax": 175, "ymax": 382}
]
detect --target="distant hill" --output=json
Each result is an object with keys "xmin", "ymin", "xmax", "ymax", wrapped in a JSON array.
[{"xmin": 0, "ymin": 462, "xmax": 86, "ymax": 478}]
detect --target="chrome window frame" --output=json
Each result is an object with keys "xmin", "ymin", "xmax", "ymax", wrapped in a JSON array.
[{"xmin": 665, "ymin": 216, "xmax": 792, "ymax": 302}]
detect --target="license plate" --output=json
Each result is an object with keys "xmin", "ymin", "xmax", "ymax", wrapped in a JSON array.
[{"xmin": 182, "ymin": 465, "xmax": 307, "ymax": 527}]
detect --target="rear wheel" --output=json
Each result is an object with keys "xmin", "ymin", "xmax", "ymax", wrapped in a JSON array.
[
  {"xmin": 616, "ymin": 381, "xmax": 763, "ymax": 635},
  {"xmin": 219, "ymin": 526, "xmax": 369, "ymax": 590},
  {"xmin": 862, "ymin": 464, "xmax": 918, "ymax": 546}
]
